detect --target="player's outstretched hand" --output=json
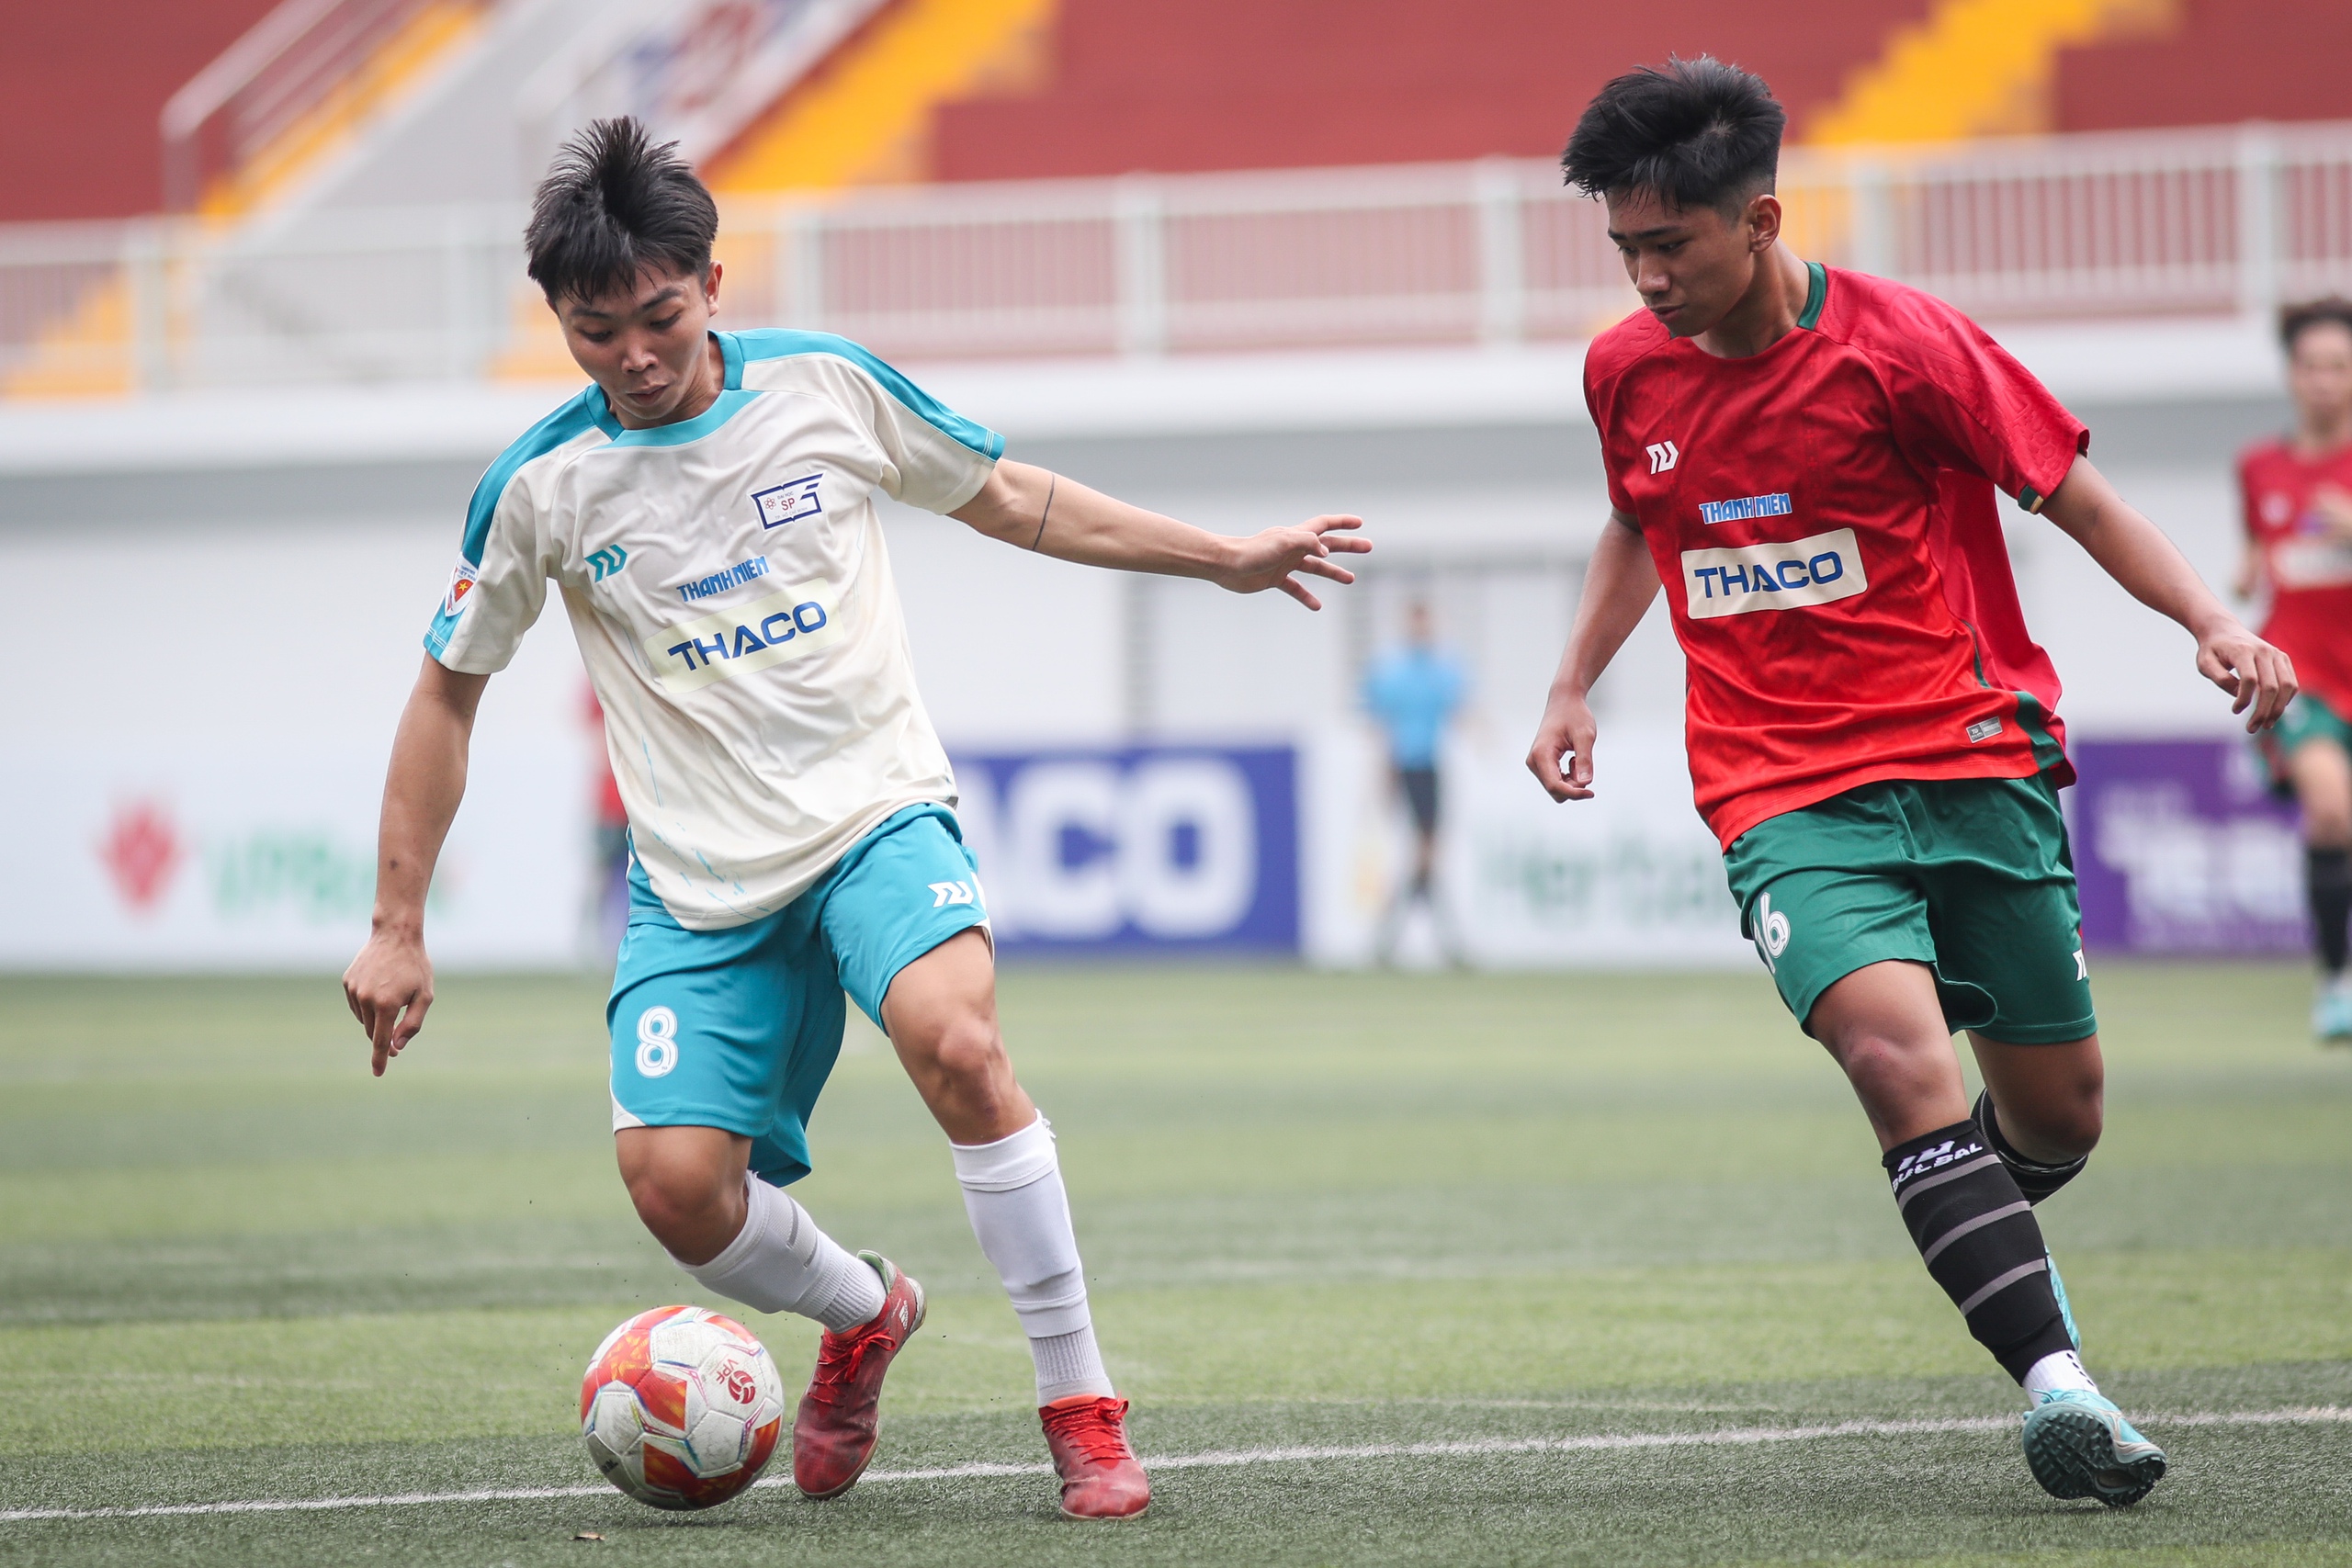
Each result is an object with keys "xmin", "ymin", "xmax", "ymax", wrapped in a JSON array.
[
  {"xmin": 343, "ymin": 931, "xmax": 435, "ymax": 1077},
  {"xmin": 1527, "ymin": 688, "xmax": 1599, "ymax": 802},
  {"xmin": 1213, "ymin": 515, "xmax": 1368, "ymax": 610},
  {"xmin": 2195, "ymin": 619, "xmax": 2297, "ymax": 732}
]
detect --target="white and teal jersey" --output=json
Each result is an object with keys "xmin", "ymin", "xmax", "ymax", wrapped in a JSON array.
[{"xmin": 427, "ymin": 330, "xmax": 1003, "ymax": 930}]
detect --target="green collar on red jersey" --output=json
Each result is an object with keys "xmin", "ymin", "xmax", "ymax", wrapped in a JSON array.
[{"xmin": 1797, "ymin": 261, "xmax": 1827, "ymax": 331}]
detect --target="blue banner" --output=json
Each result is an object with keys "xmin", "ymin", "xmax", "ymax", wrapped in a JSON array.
[{"xmin": 950, "ymin": 745, "xmax": 1298, "ymax": 954}]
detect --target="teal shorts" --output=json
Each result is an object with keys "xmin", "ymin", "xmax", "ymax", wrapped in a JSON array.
[
  {"xmin": 607, "ymin": 804, "xmax": 988, "ymax": 1185},
  {"xmin": 1722, "ymin": 773, "xmax": 2097, "ymax": 1045}
]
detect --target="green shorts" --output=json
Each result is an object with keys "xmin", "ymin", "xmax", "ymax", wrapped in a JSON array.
[
  {"xmin": 2273, "ymin": 691, "xmax": 2352, "ymax": 757},
  {"xmin": 1722, "ymin": 773, "xmax": 2097, "ymax": 1045}
]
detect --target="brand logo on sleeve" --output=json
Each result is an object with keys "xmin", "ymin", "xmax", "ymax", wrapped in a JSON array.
[
  {"xmin": 1679, "ymin": 527, "xmax": 1867, "ymax": 619},
  {"xmin": 1697, "ymin": 492, "xmax": 1792, "ymax": 525},
  {"xmin": 1645, "ymin": 440, "xmax": 1679, "ymax": 474},
  {"xmin": 443, "ymin": 560, "xmax": 478, "ymax": 615},
  {"xmin": 586, "ymin": 545, "xmax": 629, "ymax": 582},
  {"xmin": 643, "ymin": 584, "xmax": 841, "ymax": 692},
  {"xmin": 752, "ymin": 474, "xmax": 824, "ymax": 529}
]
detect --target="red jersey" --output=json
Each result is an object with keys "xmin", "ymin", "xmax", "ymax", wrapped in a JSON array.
[
  {"xmin": 2238, "ymin": 437, "xmax": 2352, "ymax": 716},
  {"xmin": 1585, "ymin": 264, "xmax": 2088, "ymax": 849}
]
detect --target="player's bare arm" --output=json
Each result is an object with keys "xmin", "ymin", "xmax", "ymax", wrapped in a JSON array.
[
  {"xmin": 951, "ymin": 459, "xmax": 1367, "ymax": 609},
  {"xmin": 1526, "ymin": 510, "xmax": 1660, "ymax": 801},
  {"xmin": 2041, "ymin": 455, "xmax": 2297, "ymax": 730},
  {"xmin": 341, "ymin": 656, "xmax": 487, "ymax": 1075}
]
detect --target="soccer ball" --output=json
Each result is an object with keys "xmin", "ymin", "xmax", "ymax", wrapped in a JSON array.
[{"xmin": 580, "ymin": 1305, "xmax": 787, "ymax": 1509}]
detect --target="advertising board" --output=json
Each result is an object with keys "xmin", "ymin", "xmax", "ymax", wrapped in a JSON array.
[
  {"xmin": 1, "ymin": 739, "xmax": 594, "ymax": 971},
  {"xmin": 951, "ymin": 746, "xmax": 1298, "ymax": 954},
  {"xmin": 2072, "ymin": 738, "xmax": 2306, "ymax": 954}
]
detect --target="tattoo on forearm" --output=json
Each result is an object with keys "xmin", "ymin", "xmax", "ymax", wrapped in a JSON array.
[{"xmin": 1030, "ymin": 474, "xmax": 1057, "ymax": 551}]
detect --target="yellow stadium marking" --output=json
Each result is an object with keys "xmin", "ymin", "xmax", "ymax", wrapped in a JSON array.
[
  {"xmin": 1807, "ymin": 0, "xmax": 2177, "ymax": 145},
  {"xmin": 706, "ymin": 0, "xmax": 1057, "ymax": 192}
]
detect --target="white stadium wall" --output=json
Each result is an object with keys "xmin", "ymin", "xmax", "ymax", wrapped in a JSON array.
[{"xmin": 0, "ymin": 326, "xmax": 2297, "ymax": 970}]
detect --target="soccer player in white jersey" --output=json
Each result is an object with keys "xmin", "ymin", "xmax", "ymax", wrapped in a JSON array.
[{"xmin": 342, "ymin": 119, "xmax": 1369, "ymax": 1520}]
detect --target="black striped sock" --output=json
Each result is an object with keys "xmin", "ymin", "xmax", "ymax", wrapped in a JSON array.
[
  {"xmin": 2311, "ymin": 847, "xmax": 2351, "ymax": 975},
  {"xmin": 1884, "ymin": 1119, "xmax": 2077, "ymax": 1382},
  {"xmin": 1972, "ymin": 1088, "xmax": 2087, "ymax": 1205}
]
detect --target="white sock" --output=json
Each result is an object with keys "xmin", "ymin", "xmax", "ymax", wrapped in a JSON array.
[
  {"xmin": 1031, "ymin": 1326, "xmax": 1114, "ymax": 1405},
  {"xmin": 673, "ymin": 1175, "xmax": 885, "ymax": 1334},
  {"xmin": 950, "ymin": 1114, "xmax": 1116, "ymax": 1404},
  {"xmin": 2023, "ymin": 1348, "xmax": 2100, "ymax": 1405}
]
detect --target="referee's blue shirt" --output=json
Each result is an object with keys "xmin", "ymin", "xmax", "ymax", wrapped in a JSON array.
[{"xmin": 1363, "ymin": 647, "xmax": 1466, "ymax": 769}]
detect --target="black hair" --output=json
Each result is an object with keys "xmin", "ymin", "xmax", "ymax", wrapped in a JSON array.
[
  {"xmin": 526, "ymin": 117, "xmax": 718, "ymax": 305},
  {"xmin": 1561, "ymin": 56, "xmax": 1786, "ymax": 218},
  {"xmin": 2280, "ymin": 297, "xmax": 2352, "ymax": 353}
]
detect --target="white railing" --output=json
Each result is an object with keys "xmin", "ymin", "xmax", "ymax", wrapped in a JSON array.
[
  {"xmin": 515, "ymin": 0, "xmax": 890, "ymax": 172},
  {"xmin": 161, "ymin": 0, "xmax": 472, "ymax": 213},
  {"xmin": 8, "ymin": 122, "xmax": 2352, "ymax": 399}
]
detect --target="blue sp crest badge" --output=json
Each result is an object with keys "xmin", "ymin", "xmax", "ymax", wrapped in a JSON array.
[{"xmin": 752, "ymin": 474, "xmax": 824, "ymax": 530}]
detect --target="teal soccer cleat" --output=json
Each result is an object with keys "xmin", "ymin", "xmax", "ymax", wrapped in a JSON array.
[
  {"xmin": 2046, "ymin": 1250, "xmax": 2081, "ymax": 1351},
  {"xmin": 2022, "ymin": 1390, "xmax": 2167, "ymax": 1506},
  {"xmin": 2314, "ymin": 976, "xmax": 2352, "ymax": 1043}
]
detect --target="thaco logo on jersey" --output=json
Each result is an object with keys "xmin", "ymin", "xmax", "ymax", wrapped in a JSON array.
[
  {"xmin": 643, "ymin": 583, "xmax": 841, "ymax": 692},
  {"xmin": 752, "ymin": 474, "xmax": 823, "ymax": 529},
  {"xmin": 1679, "ymin": 527, "xmax": 1867, "ymax": 619}
]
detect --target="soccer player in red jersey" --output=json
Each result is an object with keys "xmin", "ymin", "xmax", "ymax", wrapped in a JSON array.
[
  {"xmin": 1525, "ymin": 60, "xmax": 2296, "ymax": 1506},
  {"xmin": 2237, "ymin": 299, "xmax": 2352, "ymax": 1041}
]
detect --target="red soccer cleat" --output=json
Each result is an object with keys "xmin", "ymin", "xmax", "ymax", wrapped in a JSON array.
[
  {"xmin": 791, "ymin": 1253, "xmax": 924, "ymax": 1499},
  {"xmin": 1040, "ymin": 1394, "xmax": 1151, "ymax": 1519}
]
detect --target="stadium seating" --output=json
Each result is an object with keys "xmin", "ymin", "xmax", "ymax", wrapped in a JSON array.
[
  {"xmin": 0, "ymin": 0, "xmax": 279, "ymax": 220},
  {"xmin": 1807, "ymin": 0, "xmax": 2175, "ymax": 144},
  {"xmin": 2054, "ymin": 0, "xmax": 2352, "ymax": 131},
  {"xmin": 707, "ymin": 0, "xmax": 1056, "ymax": 194},
  {"xmin": 924, "ymin": 0, "xmax": 1941, "ymax": 181}
]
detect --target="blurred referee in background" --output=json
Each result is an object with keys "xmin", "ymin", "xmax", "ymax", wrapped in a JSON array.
[{"xmin": 1363, "ymin": 600, "xmax": 1467, "ymax": 965}]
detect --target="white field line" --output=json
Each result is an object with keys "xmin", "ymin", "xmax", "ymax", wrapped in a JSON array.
[{"xmin": 4, "ymin": 1406, "xmax": 2346, "ymax": 1525}]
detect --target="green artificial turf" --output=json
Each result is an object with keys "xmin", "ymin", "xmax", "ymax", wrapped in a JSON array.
[{"xmin": 0, "ymin": 963, "xmax": 2346, "ymax": 1565}]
